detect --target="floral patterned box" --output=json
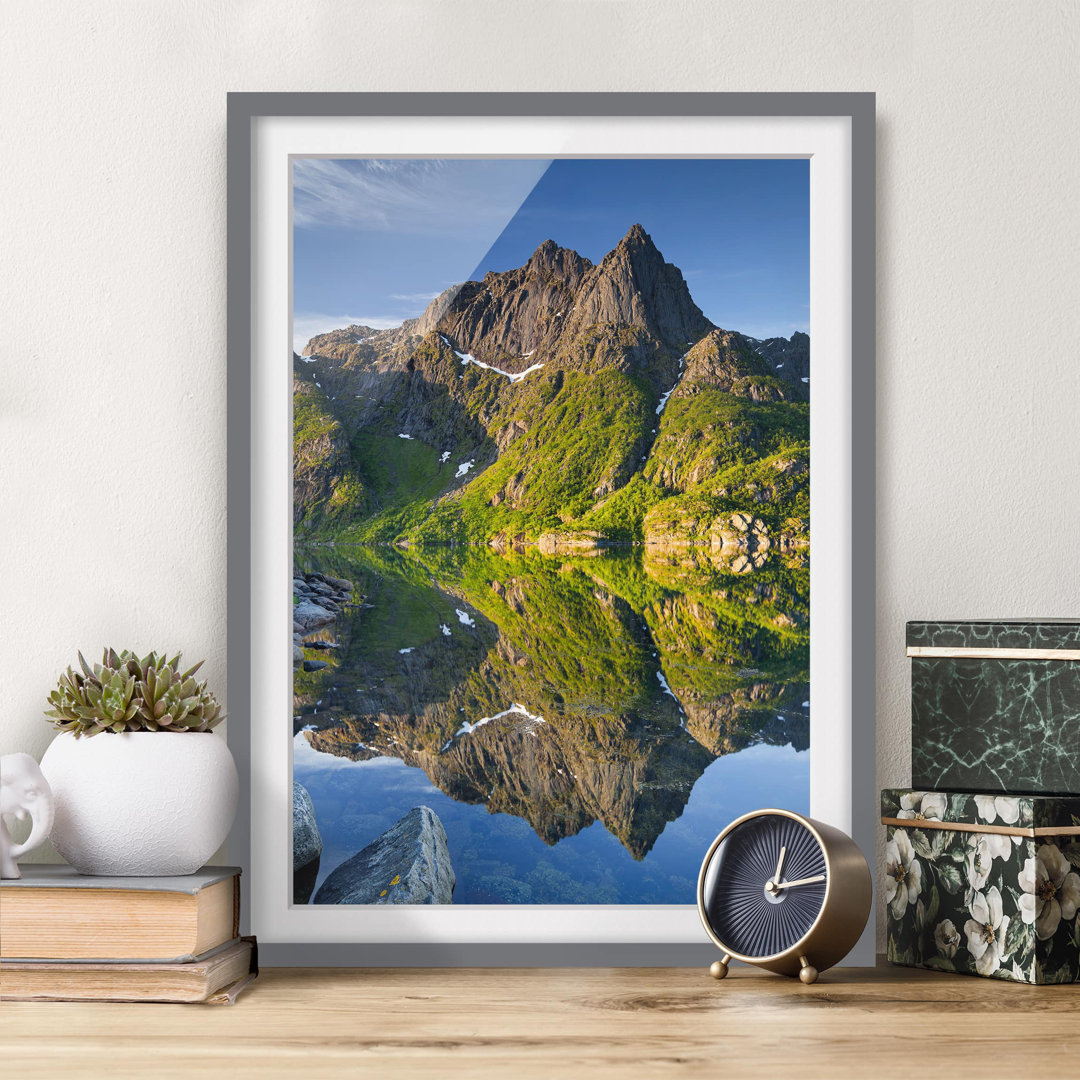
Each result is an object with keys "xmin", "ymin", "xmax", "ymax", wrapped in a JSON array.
[{"xmin": 881, "ymin": 789, "xmax": 1080, "ymax": 983}]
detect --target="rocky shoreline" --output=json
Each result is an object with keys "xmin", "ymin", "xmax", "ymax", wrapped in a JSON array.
[
  {"xmin": 293, "ymin": 570, "xmax": 354, "ymax": 671},
  {"xmin": 292, "ymin": 782, "xmax": 455, "ymax": 905}
]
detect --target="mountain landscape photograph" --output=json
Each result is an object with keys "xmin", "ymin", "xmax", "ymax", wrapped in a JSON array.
[{"xmin": 290, "ymin": 158, "xmax": 811, "ymax": 906}]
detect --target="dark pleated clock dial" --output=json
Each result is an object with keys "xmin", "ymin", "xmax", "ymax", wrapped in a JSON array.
[{"xmin": 701, "ymin": 814, "xmax": 827, "ymax": 958}]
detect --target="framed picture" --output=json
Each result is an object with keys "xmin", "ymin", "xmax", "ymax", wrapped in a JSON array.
[{"xmin": 227, "ymin": 92, "xmax": 876, "ymax": 965}]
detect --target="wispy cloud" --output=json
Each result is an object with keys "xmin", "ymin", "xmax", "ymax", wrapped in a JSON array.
[
  {"xmin": 390, "ymin": 291, "xmax": 443, "ymax": 303},
  {"xmin": 293, "ymin": 158, "xmax": 551, "ymax": 233}
]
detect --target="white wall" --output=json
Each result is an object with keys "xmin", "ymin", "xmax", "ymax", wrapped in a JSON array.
[{"xmin": 3, "ymin": 1, "xmax": 1078, "ymax": 948}]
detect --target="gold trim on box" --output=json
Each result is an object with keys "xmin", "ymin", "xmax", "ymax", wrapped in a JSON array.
[
  {"xmin": 880, "ymin": 816, "xmax": 1080, "ymax": 837},
  {"xmin": 906, "ymin": 646, "xmax": 1080, "ymax": 660}
]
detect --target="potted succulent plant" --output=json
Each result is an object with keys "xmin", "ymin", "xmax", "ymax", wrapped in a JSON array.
[{"xmin": 39, "ymin": 649, "xmax": 238, "ymax": 876}]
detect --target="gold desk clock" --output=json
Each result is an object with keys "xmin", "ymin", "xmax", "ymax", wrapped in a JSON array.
[{"xmin": 697, "ymin": 808, "xmax": 872, "ymax": 984}]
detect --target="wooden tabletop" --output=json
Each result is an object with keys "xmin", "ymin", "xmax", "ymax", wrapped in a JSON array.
[{"xmin": 2, "ymin": 962, "xmax": 1076, "ymax": 1079}]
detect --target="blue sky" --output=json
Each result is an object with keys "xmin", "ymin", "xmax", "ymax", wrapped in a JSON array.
[{"xmin": 292, "ymin": 158, "xmax": 808, "ymax": 354}]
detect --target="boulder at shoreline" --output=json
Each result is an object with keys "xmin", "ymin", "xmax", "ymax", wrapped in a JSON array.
[
  {"xmin": 313, "ymin": 806, "xmax": 455, "ymax": 905},
  {"xmin": 293, "ymin": 781, "xmax": 322, "ymax": 904}
]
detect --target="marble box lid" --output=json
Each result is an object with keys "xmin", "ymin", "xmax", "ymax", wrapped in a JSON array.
[{"xmin": 907, "ymin": 620, "xmax": 1080, "ymax": 652}]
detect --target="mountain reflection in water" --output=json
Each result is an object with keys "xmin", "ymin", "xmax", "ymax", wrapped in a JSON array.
[{"xmin": 292, "ymin": 545, "xmax": 809, "ymax": 904}]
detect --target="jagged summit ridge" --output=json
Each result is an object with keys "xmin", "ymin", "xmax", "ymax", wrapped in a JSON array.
[
  {"xmin": 300, "ymin": 224, "xmax": 807, "ymax": 404},
  {"xmin": 408, "ymin": 225, "xmax": 713, "ymax": 374}
]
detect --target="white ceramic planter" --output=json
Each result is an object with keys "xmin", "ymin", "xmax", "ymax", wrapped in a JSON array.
[{"xmin": 39, "ymin": 731, "xmax": 239, "ymax": 876}]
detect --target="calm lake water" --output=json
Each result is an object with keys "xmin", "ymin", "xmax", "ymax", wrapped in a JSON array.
[{"xmin": 292, "ymin": 545, "xmax": 809, "ymax": 904}]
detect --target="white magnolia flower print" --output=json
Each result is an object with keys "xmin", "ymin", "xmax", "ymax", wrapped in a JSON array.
[
  {"xmin": 897, "ymin": 792, "xmax": 947, "ymax": 821},
  {"xmin": 934, "ymin": 918, "xmax": 961, "ymax": 958},
  {"xmin": 1018, "ymin": 856, "xmax": 1038, "ymax": 925},
  {"xmin": 965, "ymin": 832, "xmax": 1012, "ymax": 891},
  {"xmin": 964, "ymin": 886, "xmax": 1010, "ymax": 977},
  {"xmin": 884, "ymin": 829, "xmax": 923, "ymax": 919},
  {"xmin": 1032, "ymin": 843, "xmax": 1080, "ymax": 940},
  {"xmin": 973, "ymin": 795, "xmax": 1021, "ymax": 825}
]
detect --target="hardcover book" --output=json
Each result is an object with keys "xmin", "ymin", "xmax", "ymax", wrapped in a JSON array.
[
  {"xmin": 0, "ymin": 937, "xmax": 257, "ymax": 1003},
  {"xmin": 0, "ymin": 865, "xmax": 241, "ymax": 961}
]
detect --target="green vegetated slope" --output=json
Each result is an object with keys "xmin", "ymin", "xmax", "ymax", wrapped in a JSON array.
[
  {"xmin": 293, "ymin": 345, "xmax": 809, "ymax": 549},
  {"xmin": 292, "ymin": 380, "xmax": 371, "ymax": 529},
  {"xmin": 304, "ymin": 544, "xmax": 808, "ymax": 715},
  {"xmin": 641, "ymin": 392, "xmax": 809, "ymax": 546}
]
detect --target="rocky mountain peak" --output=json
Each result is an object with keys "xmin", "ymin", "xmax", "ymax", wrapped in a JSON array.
[
  {"xmin": 409, "ymin": 227, "xmax": 713, "ymax": 368},
  {"xmin": 527, "ymin": 237, "xmax": 560, "ymax": 266},
  {"xmin": 524, "ymin": 238, "xmax": 593, "ymax": 283},
  {"xmin": 603, "ymin": 224, "xmax": 667, "ymax": 287},
  {"xmin": 421, "ymin": 239, "xmax": 589, "ymax": 367},
  {"xmin": 566, "ymin": 224, "xmax": 713, "ymax": 349},
  {"xmin": 616, "ymin": 222, "xmax": 656, "ymax": 253}
]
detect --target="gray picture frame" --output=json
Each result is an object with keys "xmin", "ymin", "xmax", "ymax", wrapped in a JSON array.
[{"xmin": 227, "ymin": 92, "xmax": 876, "ymax": 966}]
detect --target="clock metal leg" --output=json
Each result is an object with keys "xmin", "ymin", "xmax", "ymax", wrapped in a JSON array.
[
  {"xmin": 709, "ymin": 954, "xmax": 731, "ymax": 980},
  {"xmin": 797, "ymin": 955, "xmax": 818, "ymax": 984}
]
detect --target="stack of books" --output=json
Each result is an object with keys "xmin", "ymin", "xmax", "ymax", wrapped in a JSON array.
[{"xmin": 0, "ymin": 865, "xmax": 256, "ymax": 1003}]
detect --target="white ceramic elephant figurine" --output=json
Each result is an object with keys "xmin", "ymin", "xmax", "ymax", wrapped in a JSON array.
[{"xmin": 1, "ymin": 752, "xmax": 55, "ymax": 879}]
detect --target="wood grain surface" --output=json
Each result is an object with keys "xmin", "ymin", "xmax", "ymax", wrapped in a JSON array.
[{"xmin": 2, "ymin": 962, "xmax": 1076, "ymax": 1079}]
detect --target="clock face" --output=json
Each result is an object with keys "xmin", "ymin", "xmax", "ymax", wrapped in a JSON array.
[{"xmin": 700, "ymin": 812, "xmax": 828, "ymax": 959}]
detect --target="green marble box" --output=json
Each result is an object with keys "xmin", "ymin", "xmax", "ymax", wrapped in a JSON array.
[
  {"xmin": 882, "ymin": 789, "xmax": 1080, "ymax": 983},
  {"xmin": 908, "ymin": 620, "xmax": 1080, "ymax": 794}
]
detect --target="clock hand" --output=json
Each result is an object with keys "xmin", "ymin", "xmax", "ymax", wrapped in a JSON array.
[
  {"xmin": 774, "ymin": 874, "xmax": 826, "ymax": 890},
  {"xmin": 773, "ymin": 845, "xmax": 786, "ymax": 885}
]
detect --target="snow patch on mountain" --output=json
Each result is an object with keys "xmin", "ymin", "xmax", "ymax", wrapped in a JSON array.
[
  {"xmin": 456, "ymin": 703, "xmax": 545, "ymax": 738},
  {"xmin": 441, "ymin": 334, "xmax": 545, "ymax": 383},
  {"xmin": 655, "ymin": 353, "xmax": 689, "ymax": 415}
]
